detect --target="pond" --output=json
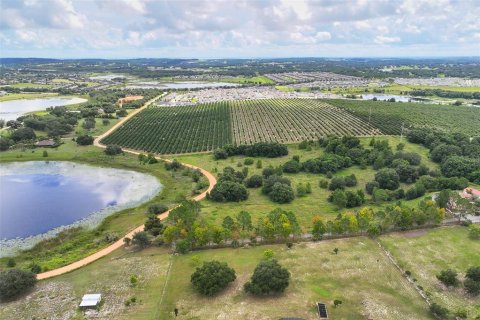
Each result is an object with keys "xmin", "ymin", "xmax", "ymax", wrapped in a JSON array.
[
  {"xmin": 126, "ymin": 81, "xmax": 240, "ymax": 90},
  {"xmin": 0, "ymin": 161, "xmax": 162, "ymax": 256},
  {"xmin": 359, "ymin": 94, "xmax": 430, "ymax": 103},
  {"xmin": 0, "ymin": 97, "xmax": 87, "ymax": 121}
]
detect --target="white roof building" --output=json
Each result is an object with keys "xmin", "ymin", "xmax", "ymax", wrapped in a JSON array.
[{"xmin": 79, "ymin": 294, "xmax": 102, "ymax": 308}]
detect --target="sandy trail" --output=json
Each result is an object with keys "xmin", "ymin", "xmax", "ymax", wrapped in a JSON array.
[{"xmin": 37, "ymin": 94, "xmax": 217, "ymax": 280}]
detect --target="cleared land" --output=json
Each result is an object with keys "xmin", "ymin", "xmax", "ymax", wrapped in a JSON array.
[
  {"xmin": 102, "ymin": 99, "xmax": 381, "ymax": 154},
  {"xmin": 326, "ymin": 99, "xmax": 480, "ymax": 136},
  {"xmin": 381, "ymin": 226, "xmax": 480, "ymax": 318},
  {"xmin": 0, "ymin": 238, "xmax": 431, "ymax": 320}
]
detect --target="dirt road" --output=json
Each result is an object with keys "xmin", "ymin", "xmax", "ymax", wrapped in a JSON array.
[{"xmin": 37, "ymin": 94, "xmax": 217, "ymax": 280}]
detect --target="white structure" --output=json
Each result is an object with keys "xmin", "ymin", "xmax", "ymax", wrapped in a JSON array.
[{"xmin": 79, "ymin": 294, "xmax": 102, "ymax": 308}]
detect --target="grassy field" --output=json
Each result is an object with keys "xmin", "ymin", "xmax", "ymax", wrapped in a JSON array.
[
  {"xmin": 381, "ymin": 226, "xmax": 480, "ymax": 318},
  {"xmin": 0, "ymin": 92, "xmax": 59, "ymax": 102},
  {"xmin": 0, "ymin": 237, "xmax": 432, "ymax": 320},
  {"xmin": 222, "ymin": 75, "xmax": 275, "ymax": 85},
  {"xmin": 0, "ymin": 140, "xmax": 198, "ymax": 271},
  {"xmin": 175, "ymin": 137, "xmax": 438, "ymax": 228},
  {"xmin": 0, "ymin": 82, "xmax": 54, "ymax": 89}
]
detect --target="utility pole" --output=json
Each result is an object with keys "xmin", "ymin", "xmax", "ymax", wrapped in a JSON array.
[{"xmin": 400, "ymin": 122, "xmax": 405, "ymax": 141}]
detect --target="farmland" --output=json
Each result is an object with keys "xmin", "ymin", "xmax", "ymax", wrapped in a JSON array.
[
  {"xmin": 326, "ymin": 99, "xmax": 480, "ymax": 136},
  {"xmin": 102, "ymin": 99, "xmax": 382, "ymax": 154}
]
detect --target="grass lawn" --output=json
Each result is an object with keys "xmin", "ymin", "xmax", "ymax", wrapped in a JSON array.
[
  {"xmin": 0, "ymin": 237, "xmax": 432, "ymax": 320},
  {"xmin": 1, "ymin": 82, "xmax": 54, "ymax": 89},
  {"xmin": 0, "ymin": 92, "xmax": 59, "ymax": 102},
  {"xmin": 380, "ymin": 226, "xmax": 480, "ymax": 318},
  {"xmin": 0, "ymin": 140, "xmax": 198, "ymax": 271},
  {"xmin": 175, "ymin": 137, "xmax": 438, "ymax": 229},
  {"xmin": 222, "ymin": 76, "xmax": 275, "ymax": 85}
]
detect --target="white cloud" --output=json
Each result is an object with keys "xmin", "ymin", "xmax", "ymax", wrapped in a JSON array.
[
  {"xmin": 315, "ymin": 32, "xmax": 331, "ymax": 41},
  {"xmin": 0, "ymin": 0, "xmax": 478, "ymax": 57},
  {"xmin": 374, "ymin": 35, "xmax": 401, "ymax": 44}
]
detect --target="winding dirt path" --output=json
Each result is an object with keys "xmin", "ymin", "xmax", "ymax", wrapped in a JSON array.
[{"xmin": 37, "ymin": 94, "xmax": 217, "ymax": 280}]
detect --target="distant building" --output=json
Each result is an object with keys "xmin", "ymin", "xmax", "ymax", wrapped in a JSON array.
[
  {"xmin": 35, "ymin": 139, "xmax": 57, "ymax": 147},
  {"xmin": 461, "ymin": 187, "xmax": 480, "ymax": 200},
  {"xmin": 79, "ymin": 294, "xmax": 102, "ymax": 309}
]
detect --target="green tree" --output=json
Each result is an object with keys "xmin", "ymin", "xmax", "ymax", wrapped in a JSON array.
[
  {"xmin": 244, "ymin": 259, "xmax": 290, "ymax": 295},
  {"xmin": 191, "ymin": 261, "xmax": 236, "ymax": 296},
  {"xmin": 222, "ymin": 216, "xmax": 236, "ymax": 231},
  {"xmin": 236, "ymin": 211, "xmax": 252, "ymax": 231},
  {"xmin": 269, "ymin": 182, "xmax": 295, "ymax": 203},
  {"xmin": 104, "ymin": 144, "xmax": 123, "ymax": 156},
  {"xmin": 131, "ymin": 231, "xmax": 151, "ymax": 248},
  {"xmin": 436, "ymin": 189, "xmax": 451, "ymax": 208},
  {"xmin": 0, "ymin": 269, "xmax": 36, "ymax": 301},
  {"xmin": 330, "ymin": 189, "xmax": 347, "ymax": 208},
  {"xmin": 144, "ymin": 215, "xmax": 164, "ymax": 236},
  {"xmin": 312, "ymin": 216, "xmax": 326, "ymax": 240},
  {"xmin": 374, "ymin": 168, "xmax": 400, "ymax": 190}
]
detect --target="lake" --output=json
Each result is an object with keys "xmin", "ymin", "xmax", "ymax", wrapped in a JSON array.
[
  {"xmin": 0, "ymin": 161, "xmax": 161, "ymax": 255},
  {"xmin": 359, "ymin": 94, "xmax": 430, "ymax": 103},
  {"xmin": 0, "ymin": 97, "xmax": 87, "ymax": 121},
  {"xmin": 126, "ymin": 81, "xmax": 240, "ymax": 89}
]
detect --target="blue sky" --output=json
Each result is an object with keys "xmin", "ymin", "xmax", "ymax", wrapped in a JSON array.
[{"xmin": 0, "ymin": 0, "xmax": 479, "ymax": 58}]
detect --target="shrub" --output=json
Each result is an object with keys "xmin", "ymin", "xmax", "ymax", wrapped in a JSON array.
[
  {"xmin": 11, "ymin": 127, "xmax": 36, "ymax": 142},
  {"xmin": 213, "ymin": 148, "xmax": 228, "ymax": 160},
  {"xmin": 469, "ymin": 224, "xmax": 480, "ymax": 240},
  {"xmin": 104, "ymin": 144, "xmax": 123, "ymax": 156},
  {"xmin": 191, "ymin": 261, "xmax": 236, "ymax": 296},
  {"xmin": 76, "ymin": 135, "xmax": 94, "ymax": 146},
  {"xmin": 148, "ymin": 203, "xmax": 168, "ymax": 215},
  {"xmin": 175, "ymin": 239, "xmax": 191, "ymax": 254},
  {"xmin": 245, "ymin": 175, "xmax": 263, "ymax": 188},
  {"xmin": 328, "ymin": 177, "xmax": 346, "ymax": 191},
  {"xmin": 296, "ymin": 183, "xmax": 307, "ymax": 197},
  {"xmin": 319, "ymin": 179, "xmax": 329, "ymax": 189},
  {"xmin": 375, "ymin": 168, "xmax": 400, "ymax": 190},
  {"xmin": 131, "ymin": 231, "xmax": 151, "ymax": 248},
  {"xmin": 436, "ymin": 269, "xmax": 459, "ymax": 287},
  {"xmin": 0, "ymin": 269, "xmax": 37, "ymax": 300},
  {"xmin": 244, "ymin": 158, "xmax": 254, "ymax": 165},
  {"xmin": 262, "ymin": 175, "xmax": 290, "ymax": 194},
  {"xmin": 429, "ymin": 303, "xmax": 449, "ymax": 319},
  {"xmin": 208, "ymin": 181, "xmax": 248, "ymax": 202},
  {"xmin": 365, "ymin": 181, "xmax": 380, "ymax": 195},
  {"xmin": 244, "ymin": 259, "xmax": 290, "ymax": 295},
  {"xmin": 344, "ymin": 174, "xmax": 357, "ymax": 187},
  {"xmin": 464, "ymin": 278, "xmax": 480, "ymax": 295},
  {"xmin": 282, "ymin": 159, "xmax": 301, "ymax": 173},
  {"xmin": 269, "ymin": 182, "xmax": 295, "ymax": 203}
]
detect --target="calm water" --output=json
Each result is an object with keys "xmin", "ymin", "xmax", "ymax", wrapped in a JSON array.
[
  {"xmin": 360, "ymin": 94, "xmax": 428, "ymax": 103},
  {"xmin": 126, "ymin": 81, "xmax": 240, "ymax": 89},
  {"xmin": 0, "ymin": 97, "xmax": 87, "ymax": 121},
  {"xmin": 0, "ymin": 161, "xmax": 161, "ymax": 252}
]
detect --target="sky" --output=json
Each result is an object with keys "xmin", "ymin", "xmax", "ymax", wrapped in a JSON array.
[{"xmin": 0, "ymin": 0, "xmax": 479, "ymax": 59}]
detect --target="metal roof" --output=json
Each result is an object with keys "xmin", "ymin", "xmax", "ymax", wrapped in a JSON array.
[{"xmin": 79, "ymin": 294, "xmax": 101, "ymax": 307}]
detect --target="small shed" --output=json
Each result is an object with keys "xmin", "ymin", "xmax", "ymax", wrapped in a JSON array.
[
  {"xmin": 79, "ymin": 294, "xmax": 102, "ymax": 309},
  {"xmin": 35, "ymin": 139, "xmax": 57, "ymax": 147}
]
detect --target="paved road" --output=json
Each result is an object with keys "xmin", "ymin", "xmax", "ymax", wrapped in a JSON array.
[{"xmin": 37, "ymin": 94, "xmax": 217, "ymax": 280}]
